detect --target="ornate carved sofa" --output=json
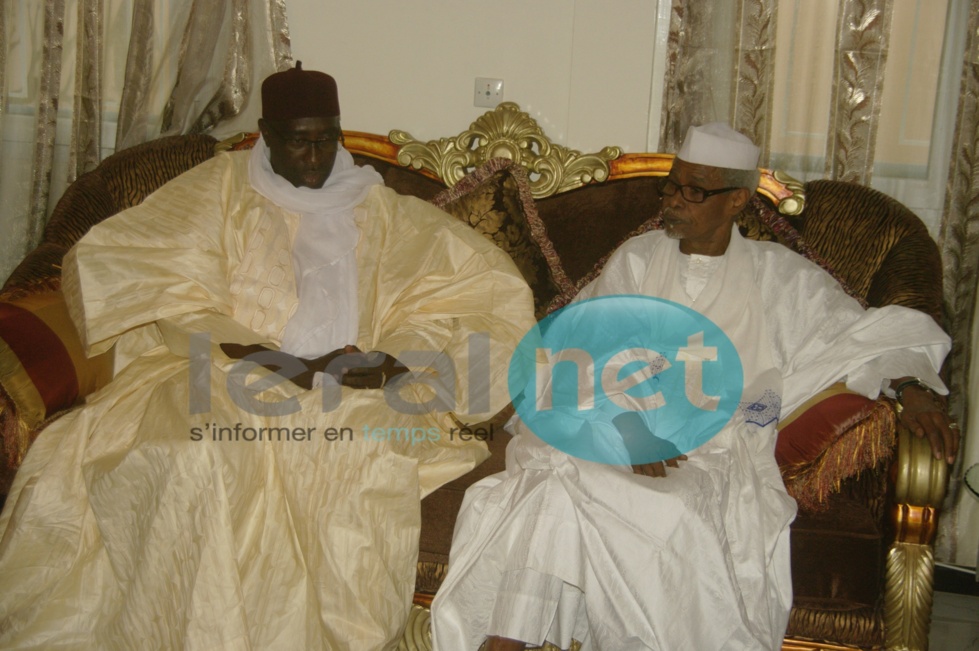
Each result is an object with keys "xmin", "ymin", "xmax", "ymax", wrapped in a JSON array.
[{"xmin": 0, "ymin": 103, "xmax": 949, "ymax": 651}]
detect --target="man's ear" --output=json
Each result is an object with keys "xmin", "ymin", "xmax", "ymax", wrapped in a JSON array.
[{"xmin": 726, "ymin": 188, "xmax": 752, "ymax": 216}]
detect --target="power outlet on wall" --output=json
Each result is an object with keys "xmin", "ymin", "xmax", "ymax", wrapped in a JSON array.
[{"xmin": 474, "ymin": 78, "xmax": 504, "ymax": 108}]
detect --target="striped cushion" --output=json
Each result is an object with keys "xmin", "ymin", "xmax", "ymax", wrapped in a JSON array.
[{"xmin": 0, "ymin": 290, "xmax": 113, "ymax": 466}]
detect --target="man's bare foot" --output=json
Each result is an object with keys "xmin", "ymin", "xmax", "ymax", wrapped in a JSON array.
[{"xmin": 484, "ymin": 635, "xmax": 527, "ymax": 650}]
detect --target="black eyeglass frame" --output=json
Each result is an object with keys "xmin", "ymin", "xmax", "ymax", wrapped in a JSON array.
[
  {"xmin": 264, "ymin": 122, "xmax": 345, "ymax": 152},
  {"xmin": 658, "ymin": 177, "xmax": 742, "ymax": 204}
]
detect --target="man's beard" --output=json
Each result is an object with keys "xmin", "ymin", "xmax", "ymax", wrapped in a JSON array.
[{"xmin": 662, "ymin": 210, "xmax": 683, "ymax": 240}]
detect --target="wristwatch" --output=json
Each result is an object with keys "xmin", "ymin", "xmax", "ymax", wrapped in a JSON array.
[{"xmin": 893, "ymin": 377, "xmax": 934, "ymax": 414}]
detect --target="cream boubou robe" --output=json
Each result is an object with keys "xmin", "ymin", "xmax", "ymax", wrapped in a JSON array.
[
  {"xmin": 431, "ymin": 227, "xmax": 950, "ymax": 651},
  {"xmin": 0, "ymin": 149, "xmax": 534, "ymax": 650}
]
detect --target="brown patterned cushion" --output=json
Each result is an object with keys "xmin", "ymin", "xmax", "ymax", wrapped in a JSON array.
[
  {"xmin": 533, "ymin": 178, "xmax": 665, "ymax": 289},
  {"xmin": 432, "ymin": 158, "xmax": 564, "ymax": 319}
]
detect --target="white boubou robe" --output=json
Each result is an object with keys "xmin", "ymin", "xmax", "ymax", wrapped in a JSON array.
[{"xmin": 431, "ymin": 227, "xmax": 949, "ymax": 651}]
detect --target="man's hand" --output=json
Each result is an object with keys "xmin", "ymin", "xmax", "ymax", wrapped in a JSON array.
[
  {"xmin": 220, "ymin": 342, "xmax": 271, "ymax": 360},
  {"xmin": 632, "ymin": 455, "xmax": 688, "ymax": 478},
  {"xmin": 892, "ymin": 378, "xmax": 960, "ymax": 464},
  {"xmin": 335, "ymin": 350, "xmax": 408, "ymax": 389},
  {"xmin": 220, "ymin": 343, "xmax": 408, "ymax": 391}
]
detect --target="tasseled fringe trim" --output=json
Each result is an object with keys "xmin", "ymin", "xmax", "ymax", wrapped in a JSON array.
[
  {"xmin": 1, "ymin": 384, "xmax": 76, "ymax": 471},
  {"xmin": 786, "ymin": 603, "xmax": 884, "ymax": 648},
  {"xmin": 781, "ymin": 400, "xmax": 896, "ymax": 512},
  {"xmin": 0, "ymin": 385, "xmax": 30, "ymax": 469},
  {"xmin": 415, "ymin": 561, "xmax": 449, "ymax": 595}
]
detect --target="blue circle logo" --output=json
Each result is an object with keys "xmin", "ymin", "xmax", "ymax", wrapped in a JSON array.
[{"xmin": 508, "ymin": 294, "xmax": 743, "ymax": 465}]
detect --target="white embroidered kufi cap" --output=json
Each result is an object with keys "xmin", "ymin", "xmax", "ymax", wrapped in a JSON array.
[{"xmin": 676, "ymin": 122, "xmax": 760, "ymax": 171}]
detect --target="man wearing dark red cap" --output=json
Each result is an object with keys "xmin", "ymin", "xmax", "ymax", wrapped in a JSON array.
[
  {"xmin": 0, "ymin": 63, "xmax": 534, "ymax": 650},
  {"xmin": 258, "ymin": 61, "xmax": 343, "ymax": 190}
]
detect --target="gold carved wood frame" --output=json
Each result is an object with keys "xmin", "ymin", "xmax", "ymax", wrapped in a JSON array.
[{"xmin": 345, "ymin": 102, "xmax": 805, "ymax": 214}]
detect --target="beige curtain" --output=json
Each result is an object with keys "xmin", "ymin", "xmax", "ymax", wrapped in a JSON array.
[
  {"xmin": 824, "ymin": 0, "xmax": 894, "ymax": 184},
  {"xmin": 26, "ymin": 0, "xmax": 66, "ymax": 252},
  {"xmin": 660, "ymin": 0, "xmax": 779, "ymax": 164},
  {"xmin": 113, "ymin": 0, "xmax": 154, "ymax": 151},
  {"xmin": 661, "ymin": 0, "xmax": 979, "ymax": 565},
  {"xmin": 0, "ymin": 3, "xmax": 5, "ymax": 150},
  {"xmin": 0, "ymin": 0, "xmax": 292, "ymax": 282},
  {"xmin": 661, "ymin": 0, "xmax": 895, "ymax": 178},
  {"xmin": 68, "ymin": 0, "xmax": 104, "ymax": 185}
]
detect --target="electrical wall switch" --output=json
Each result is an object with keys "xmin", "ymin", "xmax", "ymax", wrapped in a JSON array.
[{"xmin": 474, "ymin": 77, "xmax": 504, "ymax": 108}]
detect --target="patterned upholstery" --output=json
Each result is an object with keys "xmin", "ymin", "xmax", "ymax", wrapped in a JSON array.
[{"xmin": 791, "ymin": 180, "xmax": 944, "ymax": 324}]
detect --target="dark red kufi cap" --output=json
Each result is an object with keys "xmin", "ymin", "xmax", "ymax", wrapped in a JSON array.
[{"xmin": 261, "ymin": 61, "xmax": 340, "ymax": 121}]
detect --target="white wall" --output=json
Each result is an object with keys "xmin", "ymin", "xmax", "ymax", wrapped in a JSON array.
[{"xmin": 285, "ymin": 0, "xmax": 668, "ymax": 155}]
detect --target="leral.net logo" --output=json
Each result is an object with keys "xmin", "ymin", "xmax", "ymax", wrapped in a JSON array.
[{"xmin": 507, "ymin": 294, "xmax": 744, "ymax": 465}]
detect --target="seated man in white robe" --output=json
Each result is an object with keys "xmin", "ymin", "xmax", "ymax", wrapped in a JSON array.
[
  {"xmin": 0, "ymin": 64, "xmax": 535, "ymax": 650},
  {"xmin": 430, "ymin": 123, "xmax": 959, "ymax": 651}
]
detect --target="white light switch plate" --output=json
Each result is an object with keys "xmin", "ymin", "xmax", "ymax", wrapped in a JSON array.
[{"xmin": 474, "ymin": 77, "xmax": 504, "ymax": 108}]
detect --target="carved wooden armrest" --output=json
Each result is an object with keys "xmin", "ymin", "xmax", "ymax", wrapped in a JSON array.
[{"xmin": 884, "ymin": 425, "xmax": 948, "ymax": 650}]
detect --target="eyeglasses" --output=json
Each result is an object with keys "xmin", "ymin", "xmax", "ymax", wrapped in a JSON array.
[
  {"xmin": 658, "ymin": 177, "xmax": 741, "ymax": 204},
  {"xmin": 265, "ymin": 123, "xmax": 344, "ymax": 153}
]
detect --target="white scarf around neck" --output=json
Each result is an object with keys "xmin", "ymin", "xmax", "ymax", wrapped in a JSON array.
[{"xmin": 248, "ymin": 135, "xmax": 382, "ymax": 357}]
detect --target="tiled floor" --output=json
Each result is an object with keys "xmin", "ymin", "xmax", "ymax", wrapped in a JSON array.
[{"xmin": 930, "ymin": 565, "xmax": 979, "ymax": 651}]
